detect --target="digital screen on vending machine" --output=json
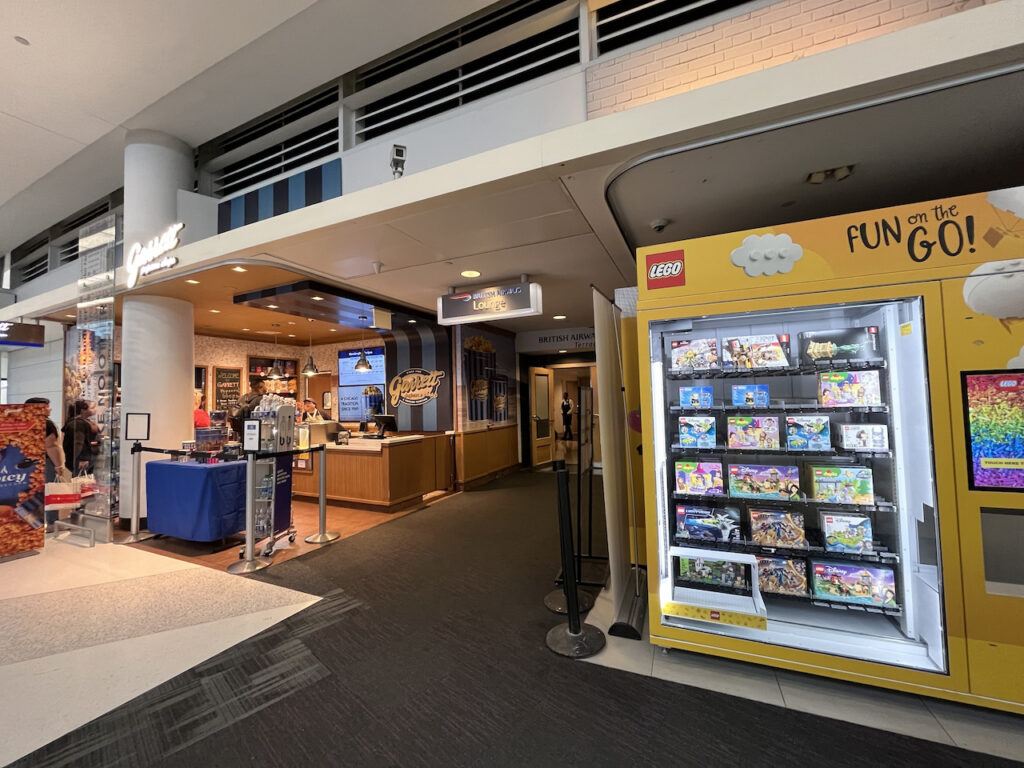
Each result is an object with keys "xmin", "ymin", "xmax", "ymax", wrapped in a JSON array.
[{"xmin": 962, "ymin": 370, "xmax": 1024, "ymax": 492}]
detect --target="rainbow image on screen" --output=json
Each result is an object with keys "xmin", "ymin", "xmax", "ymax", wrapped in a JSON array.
[{"xmin": 963, "ymin": 371, "xmax": 1024, "ymax": 491}]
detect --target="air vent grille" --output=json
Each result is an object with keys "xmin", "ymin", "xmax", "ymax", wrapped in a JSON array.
[
  {"xmin": 595, "ymin": 0, "xmax": 752, "ymax": 56},
  {"xmin": 349, "ymin": 0, "xmax": 580, "ymax": 143}
]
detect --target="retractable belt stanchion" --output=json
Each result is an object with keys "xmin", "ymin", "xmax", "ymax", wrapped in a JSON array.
[
  {"xmin": 227, "ymin": 452, "xmax": 272, "ymax": 575},
  {"xmin": 305, "ymin": 445, "xmax": 340, "ymax": 544},
  {"xmin": 545, "ymin": 459, "xmax": 594, "ymax": 614},
  {"xmin": 115, "ymin": 441, "xmax": 157, "ymax": 544},
  {"xmin": 546, "ymin": 463, "xmax": 605, "ymax": 658}
]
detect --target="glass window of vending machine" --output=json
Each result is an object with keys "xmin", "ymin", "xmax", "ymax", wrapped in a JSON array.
[{"xmin": 648, "ymin": 297, "xmax": 947, "ymax": 673}]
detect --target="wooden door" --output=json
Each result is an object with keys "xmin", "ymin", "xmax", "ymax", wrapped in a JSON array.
[{"xmin": 529, "ymin": 366, "xmax": 554, "ymax": 466}]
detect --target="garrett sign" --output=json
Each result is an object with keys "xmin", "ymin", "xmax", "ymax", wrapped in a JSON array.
[
  {"xmin": 125, "ymin": 222, "xmax": 184, "ymax": 289},
  {"xmin": 388, "ymin": 368, "xmax": 446, "ymax": 407}
]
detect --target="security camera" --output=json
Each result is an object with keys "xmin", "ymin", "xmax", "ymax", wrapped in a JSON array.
[
  {"xmin": 391, "ymin": 144, "xmax": 407, "ymax": 179},
  {"xmin": 650, "ymin": 218, "xmax": 671, "ymax": 233}
]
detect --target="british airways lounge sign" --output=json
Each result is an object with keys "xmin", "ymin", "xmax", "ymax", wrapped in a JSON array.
[{"xmin": 437, "ymin": 282, "xmax": 542, "ymax": 326}]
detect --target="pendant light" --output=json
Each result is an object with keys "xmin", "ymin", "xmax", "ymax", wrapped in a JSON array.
[
  {"xmin": 302, "ymin": 319, "xmax": 319, "ymax": 377},
  {"xmin": 267, "ymin": 331, "xmax": 284, "ymax": 379},
  {"xmin": 354, "ymin": 315, "xmax": 372, "ymax": 372}
]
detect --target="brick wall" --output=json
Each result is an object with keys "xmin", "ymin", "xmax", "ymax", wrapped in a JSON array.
[{"xmin": 586, "ymin": 0, "xmax": 1002, "ymax": 118}]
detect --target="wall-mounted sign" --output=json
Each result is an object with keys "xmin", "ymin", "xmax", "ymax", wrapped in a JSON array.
[
  {"xmin": 516, "ymin": 326, "xmax": 595, "ymax": 353},
  {"xmin": 389, "ymin": 368, "xmax": 446, "ymax": 407},
  {"xmin": 437, "ymin": 282, "xmax": 542, "ymax": 325},
  {"xmin": 125, "ymin": 222, "xmax": 184, "ymax": 289},
  {"xmin": 0, "ymin": 321, "xmax": 44, "ymax": 348}
]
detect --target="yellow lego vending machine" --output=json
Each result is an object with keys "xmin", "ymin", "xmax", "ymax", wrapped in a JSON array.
[{"xmin": 636, "ymin": 187, "xmax": 1024, "ymax": 713}]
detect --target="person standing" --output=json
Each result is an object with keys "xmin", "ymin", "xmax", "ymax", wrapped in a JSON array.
[
  {"xmin": 62, "ymin": 400, "xmax": 100, "ymax": 473},
  {"xmin": 561, "ymin": 390, "xmax": 574, "ymax": 441},
  {"xmin": 301, "ymin": 398, "xmax": 325, "ymax": 422},
  {"xmin": 193, "ymin": 389, "xmax": 210, "ymax": 429},
  {"xmin": 25, "ymin": 397, "xmax": 71, "ymax": 482}
]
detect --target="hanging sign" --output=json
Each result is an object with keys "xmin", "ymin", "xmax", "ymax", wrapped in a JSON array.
[
  {"xmin": 389, "ymin": 368, "xmax": 446, "ymax": 407},
  {"xmin": 437, "ymin": 282, "xmax": 542, "ymax": 325},
  {"xmin": 0, "ymin": 321, "xmax": 44, "ymax": 348},
  {"xmin": 125, "ymin": 222, "xmax": 184, "ymax": 289}
]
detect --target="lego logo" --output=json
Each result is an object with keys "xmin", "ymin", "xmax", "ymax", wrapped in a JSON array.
[
  {"xmin": 645, "ymin": 250, "xmax": 686, "ymax": 289},
  {"xmin": 998, "ymin": 380, "xmax": 1018, "ymax": 388},
  {"xmin": 709, "ymin": 611, "xmax": 721, "ymax": 621},
  {"xmin": 649, "ymin": 260, "xmax": 683, "ymax": 279}
]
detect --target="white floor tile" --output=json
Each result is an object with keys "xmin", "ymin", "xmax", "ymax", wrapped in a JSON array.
[
  {"xmin": 652, "ymin": 648, "xmax": 785, "ymax": 706},
  {"xmin": 580, "ymin": 589, "xmax": 654, "ymax": 675},
  {"xmin": 0, "ymin": 599, "xmax": 318, "ymax": 766},
  {"xmin": 776, "ymin": 670, "xmax": 954, "ymax": 745},
  {"xmin": 0, "ymin": 540, "xmax": 195, "ymax": 601},
  {"xmin": 924, "ymin": 698, "xmax": 1024, "ymax": 762}
]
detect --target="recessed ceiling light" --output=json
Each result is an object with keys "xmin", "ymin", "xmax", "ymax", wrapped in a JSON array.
[
  {"xmin": 553, "ymin": 314, "xmax": 567, "ymax": 320},
  {"xmin": 559, "ymin": 349, "xmax": 567, "ymax": 353},
  {"xmin": 209, "ymin": 309, "xmax": 221, "ymax": 314},
  {"xmin": 267, "ymin": 304, "xmax": 278, "ymax": 309},
  {"xmin": 242, "ymin": 328, "xmax": 250, "ymax": 331},
  {"xmin": 231, "ymin": 266, "xmax": 247, "ymax": 273},
  {"xmin": 311, "ymin": 296, "xmax": 324, "ymax": 301},
  {"xmin": 288, "ymin": 334, "xmax": 295, "ymax": 337},
  {"xmin": 461, "ymin": 270, "xmax": 480, "ymax": 278},
  {"xmin": 408, "ymin": 319, "xmax": 417, "ymax": 324},
  {"xmin": 65, "ymin": 314, "xmax": 76, "ymax": 318},
  {"xmin": 14, "ymin": 36, "xmax": 30, "ymax": 46},
  {"xmin": 287, "ymin": 321, "xmax": 296, "ymax": 325},
  {"xmin": 185, "ymin": 279, "xmax": 200, "ymax": 284},
  {"xmin": 329, "ymin": 329, "xmax": 337, "ymax": 332}
]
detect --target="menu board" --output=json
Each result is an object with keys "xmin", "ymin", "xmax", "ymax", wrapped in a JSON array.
[
  {"xmin": 338, "ymin": 347, "xmax": 386, "ymax": 421},
  {"xmin": 214, "ymin": 367, "xmax": 242, "ymax": 411},
  {"xmin": 963, "ymin": 370, "xmax": 1024, "ymax": 491}
]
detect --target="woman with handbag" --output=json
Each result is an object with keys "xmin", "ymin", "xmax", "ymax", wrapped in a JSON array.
[
  {"xmin": 25, "ymin": 397, "xmax": 72, "ymax": 483},
  {"xmin": 62, "ymin": 400, "xmax": 100, "ymax": 473}
]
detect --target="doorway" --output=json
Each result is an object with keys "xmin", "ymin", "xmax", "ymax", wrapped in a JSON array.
[{"xmin": 519, "ymin": 352, "xmax": 599, "ymax": 469}]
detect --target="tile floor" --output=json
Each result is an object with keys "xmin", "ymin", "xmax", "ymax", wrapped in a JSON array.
[
  {"xmin": 0, "ymin": 539, "xmax": 318, "ymax": 766},
  {"xmin": 581, "ymin": 589, "xmax": 1024, "ymax": 763}
]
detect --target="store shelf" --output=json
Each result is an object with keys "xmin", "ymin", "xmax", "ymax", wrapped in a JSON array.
[
  {"xmin": 670, "ymin": 403, "xmax": 889, "ymax": 414},
  {"xmin": 666, "ymin": 358, "xmax": 887, "ymax": 380},
  {"xmin": 765, "ymin": 591, "xmax": 903, "ymax": 617},
  {"xmin": 671, "ymin": 444, "xmax": 892, "ymax": 461},
  {"xmin": 671, "ymin": 492, "xmax": 896, "ymax": 514},
  {"xmin": 670, "ymin": 535, "xmax": 899, "ymax": 564}
]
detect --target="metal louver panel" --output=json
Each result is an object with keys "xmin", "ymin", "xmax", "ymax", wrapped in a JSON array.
[
  {"xmin": 595, "ymin": 0, "xmax": 752, "ymax": 55},
  {"xmin": 348, "ymin": 0, "xmax": 580, "ymax": 143}
]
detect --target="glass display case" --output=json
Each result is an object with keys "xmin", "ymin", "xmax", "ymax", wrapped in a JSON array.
[{"xmin": 647, "ymin": 297, "xmax": 947, "ymax": 673}]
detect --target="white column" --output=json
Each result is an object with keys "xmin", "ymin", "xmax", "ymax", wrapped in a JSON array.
[
  {"xmin": 123, "ymin": 130, "xmax": 193, "ymax": 251},
  {"xmin": 121, "ymin": 296, "xmax": 193, "ymax": 515}
]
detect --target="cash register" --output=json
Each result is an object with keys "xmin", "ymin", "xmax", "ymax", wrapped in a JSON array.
[{"xmin": 370, "ymin": 414, "xmax": 398, "ymax": 439}]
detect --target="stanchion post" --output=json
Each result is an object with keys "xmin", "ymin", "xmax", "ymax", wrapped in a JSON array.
[
  {"xmin": 545, "ymin": 466, "xmax": 605, "ymax": 658},
  {"xmin": 545, "ymin": 458, "xmax": 594, "ymax": 613},
  {"xmin": 305, "ymin": 445, "xmax": 340, "ymax": 544},
  {"xmin": 115, "ymin": 441, "xmax": 155, "ymax": 544},
  {"xmin": 228, "ymin": 452, "xmax": 272, "ymax": 574}
]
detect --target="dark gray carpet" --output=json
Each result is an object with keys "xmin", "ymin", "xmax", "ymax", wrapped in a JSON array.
[{"xmin": 14, "ymin": 470, "xmax": 1021, "ymax": 767}]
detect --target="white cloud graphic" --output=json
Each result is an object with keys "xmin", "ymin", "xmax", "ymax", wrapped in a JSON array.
[
  {"xmin": 1009, "ymin": 345, "xmax": 1024, "ymax": 369},
  {"xmin": 962, "ymin": 259, "xmax": 1024, "ymax": 321},
  {"xmin": 987, "ymin": 187, "xmax": 1024, "ymax": 219},
  {"xmin": 730, "ymin": 233, "xmax": 803, "ymax": 278}
]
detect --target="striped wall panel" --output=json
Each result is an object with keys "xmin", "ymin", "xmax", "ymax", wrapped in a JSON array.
[
  {"xmin": 217, "ymin": 158, "xmax": 342, "ymax": 234},
  {"xmin": 380, "ymin": 326, "xmax": 454, "ymax": 433}
]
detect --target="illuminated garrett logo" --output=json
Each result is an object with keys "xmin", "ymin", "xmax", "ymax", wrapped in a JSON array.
[
  {"xmin": 645, "ymin": 249, "xmax": 686, "ymax": 290},
  {"xmin": 388, "ymin": 368, "xmax": 446, "ymax": 407},
  {"xmin": 125, "ymin": 223, "xmax": 184, "ymax": 289}
]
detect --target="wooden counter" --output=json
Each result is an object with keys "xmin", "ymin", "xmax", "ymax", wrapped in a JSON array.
[{"xmin": 292, "ymin": 433, "xmax": 453, "ymax": 510}]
